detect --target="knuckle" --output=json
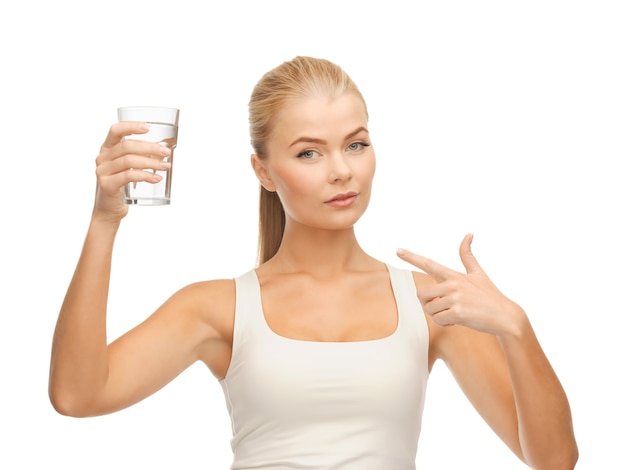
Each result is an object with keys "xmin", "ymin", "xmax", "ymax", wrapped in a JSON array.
[
  {"xmin": 433, "ymin": 313, "xmax": 451, "ymax": 327},
  {"xmin": 125, "ymin": 168, "xmax": 137, "ymax": 182},
  {"xmin": 448, "ymin": 312, "xmax": 461, "ymax": 325}
]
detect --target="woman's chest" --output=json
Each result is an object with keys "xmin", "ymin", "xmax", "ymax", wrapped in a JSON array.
[{"xmin": 260, "ymin": 276, "xmax": 398, "ymax": 342}]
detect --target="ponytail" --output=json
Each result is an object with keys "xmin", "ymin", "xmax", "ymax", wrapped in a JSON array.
[{"xmin": 257, "ymin": 187, "xmax": 285, "ymax": 265}]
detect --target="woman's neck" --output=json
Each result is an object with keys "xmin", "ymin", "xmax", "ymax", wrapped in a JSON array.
[{"xmin": 263, "ymin": 224, "xmax": 377, "ymax": 278}]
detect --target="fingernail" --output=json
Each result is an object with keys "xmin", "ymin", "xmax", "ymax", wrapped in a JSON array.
[
  {"xmin": 139, "ymin": 123, "xmax": 150, "ymax": 132},
  {"xmin": 397, "ymin": 248, "xmax": 406, "ymax": 256}
]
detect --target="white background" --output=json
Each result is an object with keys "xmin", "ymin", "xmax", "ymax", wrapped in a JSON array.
[{"xmin": 1, "ymin": 1, "xmax": 624, "ymax": 468}]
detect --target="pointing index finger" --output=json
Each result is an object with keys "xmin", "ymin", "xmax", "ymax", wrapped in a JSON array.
[{"xmin": 396, "ymin": 248, "xmax": 451, "ymax": 281}]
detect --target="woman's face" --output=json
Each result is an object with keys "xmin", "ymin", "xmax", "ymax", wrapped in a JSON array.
[{"xmin": 255, "ymin": 92, "xmax": 375, "ymax": 232}]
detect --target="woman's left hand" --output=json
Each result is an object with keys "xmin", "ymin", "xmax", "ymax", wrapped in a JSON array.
[{"xmin": 397, "ymin": 234, "xmax": 526, "ymax": 338}]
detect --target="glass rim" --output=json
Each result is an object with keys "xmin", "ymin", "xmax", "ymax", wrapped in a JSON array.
[
  {"xmin": 117, "ymin": 106, "xmax": 179, "ymax": 125},
  {"xmin": 117, "ymin": 106, "xmax": 179, "ymax": 112}
]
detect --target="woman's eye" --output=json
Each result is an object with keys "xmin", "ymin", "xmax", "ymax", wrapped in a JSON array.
[
  {"xmin": 348, "ymin": 142, "xmax": 370, "ymax": 151},
  {"xmin": 297, "ymin": 150, "xmax": 318, "ymax": 159}
]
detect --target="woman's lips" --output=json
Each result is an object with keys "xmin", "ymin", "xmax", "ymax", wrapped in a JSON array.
[{"xmin": 325, "ymin": 192, "xmax": 358, "ymax": 207}]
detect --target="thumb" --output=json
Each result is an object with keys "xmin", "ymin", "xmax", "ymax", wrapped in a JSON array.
[{"xmin": 460, "ymin": 233, "xmax": 482, "ymax": 274}]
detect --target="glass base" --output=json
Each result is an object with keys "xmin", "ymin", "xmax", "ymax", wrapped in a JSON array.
[{"xmin": 124, "ymin": 197, "xmax": 170, "ymax": 206}]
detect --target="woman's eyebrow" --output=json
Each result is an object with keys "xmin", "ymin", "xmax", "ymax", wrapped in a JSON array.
[{"xmin": 289, "ymin": 127, "xmax": 369, "ymax": 148}]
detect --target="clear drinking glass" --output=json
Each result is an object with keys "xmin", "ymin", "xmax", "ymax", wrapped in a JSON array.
[{"xmin": 117, "ymin": 106, "xmax": 180, "ymax": 205}]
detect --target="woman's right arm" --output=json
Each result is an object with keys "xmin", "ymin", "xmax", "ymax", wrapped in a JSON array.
[{"xmin": 48, "ymin": 122, "xmax": 203, "ymax": 416}]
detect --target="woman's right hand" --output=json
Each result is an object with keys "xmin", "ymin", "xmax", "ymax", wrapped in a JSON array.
[{"xmin": 93, "ymin": 122, "xmax": 172, "ymax": 223}]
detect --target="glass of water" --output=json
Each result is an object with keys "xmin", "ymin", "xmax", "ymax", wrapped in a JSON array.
[{"xmin": 117, "ymin": 106, "xmax": 179, "ymax": 205}]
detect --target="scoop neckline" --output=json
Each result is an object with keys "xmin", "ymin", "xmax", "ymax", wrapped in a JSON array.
[{"xmin": 251, "ymin": 263, "xmax": 401, "ymax": 345}]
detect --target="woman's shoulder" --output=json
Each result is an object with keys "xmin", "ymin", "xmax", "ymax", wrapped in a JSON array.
[
  {"xmin": 174, "ymin": 277, "xmax": 236, "ymax": 300},
  {"xmin": 165, "ymin": 278, "xmax": 237, "ymax": 332}
]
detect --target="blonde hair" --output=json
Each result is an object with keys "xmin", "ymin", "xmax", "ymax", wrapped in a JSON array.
[{"xmin": 249, "ymin": 56, "xmax": 368, "ymax": 265}]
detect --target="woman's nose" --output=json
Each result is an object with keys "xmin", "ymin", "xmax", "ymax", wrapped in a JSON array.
[{"xmin": 328, "ymin": 153, "xmax": 352, "ymax": 183}]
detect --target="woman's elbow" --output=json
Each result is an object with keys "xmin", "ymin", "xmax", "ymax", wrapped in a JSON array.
[{"xmin": 48, "ymin": 385, "xmax": 95, "ymax": 418}]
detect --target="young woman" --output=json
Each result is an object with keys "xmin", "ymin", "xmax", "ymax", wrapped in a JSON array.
[{"xmin": 49, "ymin": 56, "xmax": 578, "ymax": 469}]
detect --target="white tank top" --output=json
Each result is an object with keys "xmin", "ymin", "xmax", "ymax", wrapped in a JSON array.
[{"xmin": 220, "ymin": 264, "xmax": 430, "ymax": 469}]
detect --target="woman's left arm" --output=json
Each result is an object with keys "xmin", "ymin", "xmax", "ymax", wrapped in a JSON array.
[{"xmin": 397, "ymin": 234, "xmax": 578, "ymax": 470}]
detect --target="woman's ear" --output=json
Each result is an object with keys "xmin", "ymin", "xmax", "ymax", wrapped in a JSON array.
[{"xmin": 250, "ymin": 154, "xmax": 276, "ymax": 192}]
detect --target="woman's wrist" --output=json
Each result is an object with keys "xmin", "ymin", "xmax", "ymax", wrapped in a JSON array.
[
  {"xmin": 88, "ymin": 212, "xmax": 123, "ymax": 238},
  {"xmin": 496, "ymin": 302, "xmax": 531, "ymax": 344}
]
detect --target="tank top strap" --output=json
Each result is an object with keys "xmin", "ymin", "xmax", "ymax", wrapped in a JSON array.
[
  {"xmin": 232, "ymin": 269, "xmax": 266, "ymax": 350},
  {"xmin": 386, "ymin": 263, "xmax": 429, "ymax": 350}
]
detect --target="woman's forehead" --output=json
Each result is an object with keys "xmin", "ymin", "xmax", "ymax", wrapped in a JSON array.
[{"xmin": 271, "ymin": 94, "xmax": 368, "ymax": 140}]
